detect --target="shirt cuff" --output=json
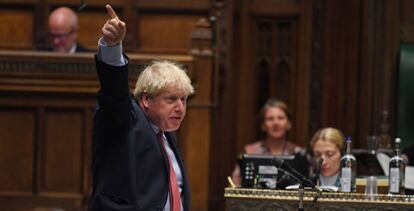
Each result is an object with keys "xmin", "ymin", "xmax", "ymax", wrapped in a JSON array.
[{"xmin": 97, "ymin": 37, "xmax": 127, "ymax": 66}]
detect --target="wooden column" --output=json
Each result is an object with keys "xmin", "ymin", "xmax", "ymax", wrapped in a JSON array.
[{"xmin": 182, "ymin": 18, "xmax": 214, "ymax": 211}]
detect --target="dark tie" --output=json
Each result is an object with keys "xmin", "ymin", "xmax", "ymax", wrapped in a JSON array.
[{"xmin": 158, "ymin": 132, "xmax": 181, "ymax": 211}]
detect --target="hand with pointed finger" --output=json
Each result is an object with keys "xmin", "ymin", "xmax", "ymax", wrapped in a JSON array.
[{"xmin": 102, "ymin": 4, "xmax": 126, "ymax": 46}]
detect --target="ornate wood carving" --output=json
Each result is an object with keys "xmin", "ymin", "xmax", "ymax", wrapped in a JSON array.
[
  {"xmin": 254, "ymin": 18, "xmax": 299, "ymax": 144},
  {"xmin": 208, "ymin": 1, "xmax": 239, "ymax": 211},
  {"xmin": 256, "ymin": 20, "xmax": 295, "ymax": 104},
  {"xmin": 225, "ymin": 188, "xmax": 414, "ymax": 211},
  {"xmin": 255, "ymin": 19, "xmax": 295, "ymax": 109},
  {"xmin": 0, "ymin": 50, "xmax": 196, "ymax": 94},
  {"xmin": 0, "ymin": 59, "xmax": 95, "ymax": 75},
  {"xmin": 190, "ymin": 18, "xmax": 213, "ymax": 56}
]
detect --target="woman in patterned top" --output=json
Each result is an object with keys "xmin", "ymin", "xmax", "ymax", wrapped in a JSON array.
[{"xmin": 231, "ymin": 99, "xmax": 303, "ymax": 187}]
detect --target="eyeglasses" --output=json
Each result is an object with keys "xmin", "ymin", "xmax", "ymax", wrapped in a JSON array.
[{"xmin": 49, "ymin": 29, "xmax": 76, "ymax": 40}]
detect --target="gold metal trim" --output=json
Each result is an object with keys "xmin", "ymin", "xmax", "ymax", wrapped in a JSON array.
[{"xmin": 224, "ymin": 188, "xmax": 414, "ymax": 204}]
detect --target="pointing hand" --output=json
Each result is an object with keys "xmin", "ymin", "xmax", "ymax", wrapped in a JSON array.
[{"xmin": 101, "ymin": 4, "xmax": 126, "ymax": 46}]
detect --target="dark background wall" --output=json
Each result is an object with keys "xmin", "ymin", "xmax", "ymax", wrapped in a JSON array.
[{"xmin": 0, "ymin": 0, "xmax": 414, "ymax": 210}]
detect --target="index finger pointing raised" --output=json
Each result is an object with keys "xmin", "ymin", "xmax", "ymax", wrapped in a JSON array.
[{"xmin": 105, "ymin": 4, "xmax": 118, "ymax": 19}]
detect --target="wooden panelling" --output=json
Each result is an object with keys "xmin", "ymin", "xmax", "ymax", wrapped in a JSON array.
[
  {"xmin": 42, "ymin": 110, "xmax": 83, "ymax": 193},
  {"xmin": 400, "ymin": 0, "xmax": 414, "ymax": 42},
  {"xmin": 313, "ymin": 0, "xmax": 400, "ymax": 148},
  {"xmin": 294, "ymin": 0, "xmax": 312, "ymax": 148},
  {"xmin": 77, "ymin": 11, "xmax": 107, "ymax": 50},
  {"xmin": 0, "ymin": 0, "xmax": 37, "ymax": 4},
  {"xmin": 138, "ymin": 14, "xmax": 202, "ymax": 53},
  {"xmin": 0, "ymin": 194, "xmax": 84, "ymax": 211},
  {"xmin": 47, "ymin": 0, "xmax": 127, "ymax": 7},
  {"xmin": 180, "ymin": 54, "xmax": 213, "ymax": 211},
  {"xmin": 0, "ymin": 49, "xmax": 213, "ymax": 210},
  {"xmin": 136, "ymin": 0, "xmax": 210, "ymax": 10},
  {"xmin": 235, "ymin": 0, "xmax": 308, "ymax": 153},
  {"xmin": 0, "ymin": 1, "xmax": 209, "ymax": 52},
  {"xmin": 0, "ymin": 0, "xmax": 215, "ymax": 210},
  {"xmin": 0, "ymin": 9, "xmax": 34, "ymax": 49},
  {"xmin": 0, "ymin": 109, "xmax": 35, "ymax": 192},
  {"xmin": 251, "ymin": 18, "xmax": 303, "ymax": 145},
  {"xmin": 208, "ymin": 0, "xmax": 312, "ymax": 210},
  {"xmin": 251, "ymin": 0, "xmax": 299, "ymax": 16},
  {"xmin": 1, "ymin": 0, "xmax": 410, "ymax": 211},
  {"xmin": 208, "ymin": 2, "xmax": 237, "ymax": 210},
  {"xmin": 0, "ymin": 51, "xmax": 98, "ymax": 94},
  {"xmin": 181, "ymin": 108, "xmax": 211, "ymax": 211},
  {"xmin": 321, "ymin": 0, "xmax": 361, "ymax": 137}
]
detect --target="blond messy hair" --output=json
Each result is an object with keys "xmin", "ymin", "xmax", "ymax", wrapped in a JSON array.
[
  {"xmin": 310, "ymin": 127, "xmax": 345, "ymax": 152},
  {"xmin": 133, "ymin": 60, "xmax": 195, "ymax": 99}
]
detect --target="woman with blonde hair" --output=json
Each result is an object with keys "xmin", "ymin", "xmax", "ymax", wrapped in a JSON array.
[{"xmin": 310, "ymin": 127, "xmax": 345, "ymax": 187}]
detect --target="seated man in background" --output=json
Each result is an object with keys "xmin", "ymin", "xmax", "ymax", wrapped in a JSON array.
[{"xmin": 48, "ymin": 7, "xmax": 90, "ymax": 53}]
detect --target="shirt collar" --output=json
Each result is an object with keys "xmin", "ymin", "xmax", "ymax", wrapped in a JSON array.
[
  {"xmin": 69, "ymin": 43, "xmax": 77, "ymax": 54},
  {"xmin": 150, "ymin": 122, "xmax": 162, "ymax": 136}
]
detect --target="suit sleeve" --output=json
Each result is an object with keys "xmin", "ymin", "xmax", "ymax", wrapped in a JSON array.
[{"xmin": 94, "ymin": 55, "xmax": 132, "ymax": 134}]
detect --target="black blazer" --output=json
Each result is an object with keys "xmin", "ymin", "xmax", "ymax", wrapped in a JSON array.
[
  {"xmin": 38, "ymin": 42, "xmax": 93, "ymax": 53},
  {"xmin": 89, "ymin": 56, "xmax": 191, "ymax": 211},
  {"xmin": 75, "ymin": 43, "xmax": 93, "ymax": 52}
]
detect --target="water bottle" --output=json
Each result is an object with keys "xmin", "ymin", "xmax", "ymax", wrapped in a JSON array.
[
  {"xmin": 340, "ymin": 136, "xmax": 357, "ymax": 192},
  {"xmin": 388, "ymin": 138, "xmax": 405, "ymax": 194}
]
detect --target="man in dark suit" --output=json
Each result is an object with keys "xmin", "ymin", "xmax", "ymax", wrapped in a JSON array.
[
  {"xmin": 48, "ymin": 7, "xmax": 90, "ymax": 53},
  {"xmin": 89, "ymin": 4, "xmax": 193, "ymax": 211}
]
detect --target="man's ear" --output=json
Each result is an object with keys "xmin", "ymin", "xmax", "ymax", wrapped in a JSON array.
[{"xmin": 141, "ymin": 93, "xmax": 150, "ymax": 108}]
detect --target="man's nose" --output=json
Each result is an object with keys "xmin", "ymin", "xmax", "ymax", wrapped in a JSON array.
[{"xmin": 174, "ymin": 100, "xmax": 185, "ymax": 111}]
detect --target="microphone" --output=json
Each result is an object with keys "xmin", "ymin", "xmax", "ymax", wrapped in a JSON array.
[
  {"xmin": 272, "ymin": 158, "xmax": 321, "ymax": 191},
  {"xmin": 78, "ymin": 0, "xmax": 88, "ymax": 12},
  {"xmin": 276, "ymin": 167, "xmax": 303, "ymax": 186},
  {"xmin": 313, "ymin": 158, "xmax": 323, "ymax": 175},
  {"xmin": 272, "ymin": 157, "xmax": 324, "ymax": 210},
  {"xmin": 312, "ymin": 157, "xmax": 323, "ymax": 186}
]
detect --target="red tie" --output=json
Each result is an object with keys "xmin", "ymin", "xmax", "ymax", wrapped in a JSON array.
[{"xmin": 158, "ymin": 132, "xmax": 181, "ymax": 211}]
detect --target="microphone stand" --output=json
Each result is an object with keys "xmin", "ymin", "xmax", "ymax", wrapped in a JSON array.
[
  {"xmin": 313, "ymin": 158, "xmax": 323, "ymax": 187},
  {"xmin": 298, "ymin": 184, "xmax": 304, "ymax": 211},
  {"xmin": 275, "ymin": 168, "xmax": 306, "ymax": 211},
  {"xmin": 272, "ymin": 158, "xmax": 324, "ymax": 211}
]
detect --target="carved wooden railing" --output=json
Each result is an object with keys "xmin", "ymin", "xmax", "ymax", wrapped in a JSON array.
[{"xmin": 225, "ymin": 188, "xmax": 414, "ymax": 211}]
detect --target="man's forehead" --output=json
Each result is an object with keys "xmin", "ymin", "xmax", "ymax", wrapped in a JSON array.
[
  {"xmin": 49, "ymin": 22, "xmax": 72, "ymax": 32},
  {"xmin": 158, "ymin": 86, "xmax": 188, "ymax": 96}
]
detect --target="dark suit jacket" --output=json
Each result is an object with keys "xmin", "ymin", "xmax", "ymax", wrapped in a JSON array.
[
  {"xmin": 75, "ymin": 43, "xmax": 93, "ymax": 52},
  {"xmin": 89, "ymin": 56, "xmax": 191, "ymax": 211},
  {"xmin": 38, "ymin": 43, "xmax": 93, "ymax": 53}
]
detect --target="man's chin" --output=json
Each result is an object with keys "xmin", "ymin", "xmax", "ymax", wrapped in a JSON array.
[{"xmin": 164, "ymin": 124, "xmax": 181, "ymax": 132}]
